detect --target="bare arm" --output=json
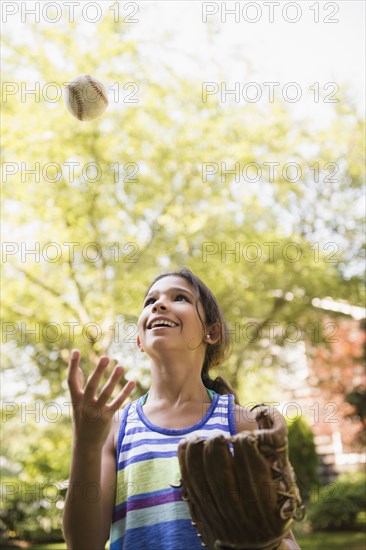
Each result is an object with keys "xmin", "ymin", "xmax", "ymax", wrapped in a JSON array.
[
  {"xmin": 62, "ymin": 350, "xmax": 135, "ymax": 550},
  {"xmin": 63, "ymin": 444, "xmax": 105, "ymax": 550},
  {"xmin": 100, "ymin": 417, "xmax": 123, "ymax": 545}
]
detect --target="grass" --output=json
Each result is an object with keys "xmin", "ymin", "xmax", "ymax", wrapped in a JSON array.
[
  {"xmin": 19, "ymin": 531, "xmax": 366, "ymax": 550},
  {"xmin": 1, "ymin": 527, "xmax": 366, "ymax": 550},
  {"xmin": 11, "ymin": 545, "xmax": 109, "ymax": 550},
  {"xmin": 296, "ymin": 531, "xmax": 366, "ymax": 549}
]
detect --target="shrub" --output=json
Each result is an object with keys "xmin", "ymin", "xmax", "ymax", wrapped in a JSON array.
[
  {"xmin": 307, "ymin": 472, "xmax": 366, "ymax": 531},
  {"xmin": 287, "ymin": 416, "xmax": 319, "ymax": 501}
]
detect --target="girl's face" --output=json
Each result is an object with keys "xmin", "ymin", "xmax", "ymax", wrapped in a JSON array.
[{"xmin": 137, "ymin": 276, "xmax": 207, "ymax": 354}]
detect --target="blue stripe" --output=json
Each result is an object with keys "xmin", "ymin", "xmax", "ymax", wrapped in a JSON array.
[
  {"xmin": 121, "ymin": 435, "xmax": 184, "ymax": 451},
  {"xmin": 116, "ymin": 402, "xmax": 132, "ymax": 463},
  {"xmin": 125, "ymin": 417, "xmax": 229, "ymax": 437},
  {"xmin": 118, "ymin": 425, "xmax": 232, "ymax": 468},
  {"xmin": 122, "ymin": 424, "xmax": 231, "ymax": 450},
  {"xmin": 228, "ymin": 393, "xmax": 237, "ymax": 435},
  {"xmin": 117, "ymin": 518, "xmax": 204, "ymax": 550},
  {"xmin": 135, "ymin": 393, "xmax": 221, "ymax": 435},
  {"xmin": 125, "ymin": 425, "xmax": 155, "ymax": 435},
  {"xmin": 109, "ymin": 535, "xmax": 124, "ymax": 550}
]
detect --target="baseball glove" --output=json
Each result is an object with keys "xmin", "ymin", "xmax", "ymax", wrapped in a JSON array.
[{"xmin": 171, "ymin": 405, "xmax": 304, "ymax": 550}]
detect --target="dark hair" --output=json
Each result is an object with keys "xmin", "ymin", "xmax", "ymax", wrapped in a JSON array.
[{"xmin": 144, "ymin": 267, "xmax": 240, "ymax": 404}]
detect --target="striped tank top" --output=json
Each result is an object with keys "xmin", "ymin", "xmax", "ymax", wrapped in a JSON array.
[{"xmin": 109, "ymin": 389, "xmax": 237, "ymax": 549}]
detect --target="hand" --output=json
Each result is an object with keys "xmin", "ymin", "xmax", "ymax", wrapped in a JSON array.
[{"xmin": 67, "ymin": 349, "xmax": 136, "ymax": 450}]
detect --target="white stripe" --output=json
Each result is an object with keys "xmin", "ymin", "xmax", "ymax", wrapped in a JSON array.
[
  {"xmin": 123, "ymin": 430, "xmax": 174, "ymax": 444},
  {"xmin": 119, "ymin": 394, "xmax": 231, "ymax": 462},
  {"xmin": 110, "ymin": 517, "xmax": 126, "ymax": 544},
  {"xmin": 119, "ymin": 441, "xmax": 179, "ymax": 462},
  {"xmin": 125, "ymin": 501, "xmax": 190, "ymax": 530},
  {"xmin": 119, "ymin": 427, "xmax": 232, "ymax": 463},
  {"xmin": 123, "ymin": 422, "xmax": 229, "ymax": 444}
]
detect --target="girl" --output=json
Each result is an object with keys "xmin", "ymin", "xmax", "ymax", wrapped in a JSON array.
[{"xmin": 63, "ymin": 267, "xmax": 299, "ymax": 549}]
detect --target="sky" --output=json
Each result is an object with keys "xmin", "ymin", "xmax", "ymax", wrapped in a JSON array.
[
  {"xmin": 3, "ymin": 1, "xmax": 365, "ymax": 126},
  {"xmin": 133, "ymin": 1, "xmax": 365, "ymax": 113},
  {"xmin": 129, "ymin": 2, "xmax": 363, "ymax": 121}
]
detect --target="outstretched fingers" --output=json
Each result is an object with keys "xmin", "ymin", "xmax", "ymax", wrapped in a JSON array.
[
  {"xmin": 67, "ymin": 352, "xmax": 135, "ymax": 415},
  {"xmin": 67, "ymin": 349, "xmax": 84, "ymax": 399},
  {"xmin": 107, "ymin": 379, "xmax": 136, "ymax": 412},
  {"xmin": 97, "ymin": 365, "xmax": 126, "ymax": 407},
  {"xmin": 83, "ymin": 356, "xmax": 110, "ymax": 401}
]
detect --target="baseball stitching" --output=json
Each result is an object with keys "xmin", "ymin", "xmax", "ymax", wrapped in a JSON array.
[
  {"xmin": 68, "ymin": 84, "xmax": 83, "ymax": 120},
  {"xmin": 85, "ymin": 75, "xmax": 108, "ymax": 105}
]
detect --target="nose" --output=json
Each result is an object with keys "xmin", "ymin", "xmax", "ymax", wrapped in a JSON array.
[{"xmin": 152, "ymin": 298, "xmax": 167, "ymax": 312}]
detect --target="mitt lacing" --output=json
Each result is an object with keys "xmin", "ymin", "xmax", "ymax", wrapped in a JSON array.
[{"xmin": 262, "ymin": 447, "xmax": 305, "ymax": 521}]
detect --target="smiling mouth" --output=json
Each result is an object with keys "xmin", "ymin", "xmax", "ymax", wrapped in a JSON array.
[{"xmin": 148, "ymin": 320, "xmax": 179, "ymax": 330}]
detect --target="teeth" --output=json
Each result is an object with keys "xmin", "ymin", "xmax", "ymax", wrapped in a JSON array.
[{"xmin": 150, "ymin": 320, "xmax": 178, "ymax": 329}]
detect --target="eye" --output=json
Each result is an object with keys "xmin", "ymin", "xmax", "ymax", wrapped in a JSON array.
[
  {"xmin": 144, "ymin": 297, "xmax": 155, "ymax": 307},
  {"xmin": 176, "ymin": 294, "xmax": 189, "ymax": 301}
]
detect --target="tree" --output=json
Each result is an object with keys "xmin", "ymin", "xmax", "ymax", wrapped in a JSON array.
[
  {"xmin": 305, "ymin": 317, "xmax": 366, "ymax": 450},
  {"xmin": 1, "ymin": 13, "xmax": 364, "ymax": 542}
]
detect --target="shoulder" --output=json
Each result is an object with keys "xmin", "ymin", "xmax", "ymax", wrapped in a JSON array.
[
  {"xmin": 233, "ymin": 404, "xmax": 258, "ymax": 433},
  {"xmin": 112, "ymin": 401, "xmax": 135, "ymax": 449}
]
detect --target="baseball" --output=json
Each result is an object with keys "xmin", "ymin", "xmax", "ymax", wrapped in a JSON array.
[{"xmin": 64, "ymin": 74, "xmax": 108, "ymax": 121}]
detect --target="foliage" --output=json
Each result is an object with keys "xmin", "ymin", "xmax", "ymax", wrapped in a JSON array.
[
  {"xmin": 287, "ymin": 416, "xmax": 319, "ymax": 501},
  {"xmin": 2, "ymin": 11, "xmax": 364, "ymax": 401},
  {"xmin": 1, "ymin": 8, "xmax": 365, "ymax": 545},
  {"xmin": 307, "ymin": 472, "xmax": 366, "ymax": 531},
  {"xmin": 293, "ymin": 529, "xmax": 366, "ymax": 550},
  {"xmin": 306, "ymin": 317, "xmax": 366, "ymax": 449},
  {"xmin": 346, "ymin": 388, "xmax": 366, "ymax": 421},
  {"xmin": 345, "ymin": 319, "xmax": 366, "ymax": 445},
  {"xmin": 1, "ymin": 411, "xmax": 71, "ymax": 542}
]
